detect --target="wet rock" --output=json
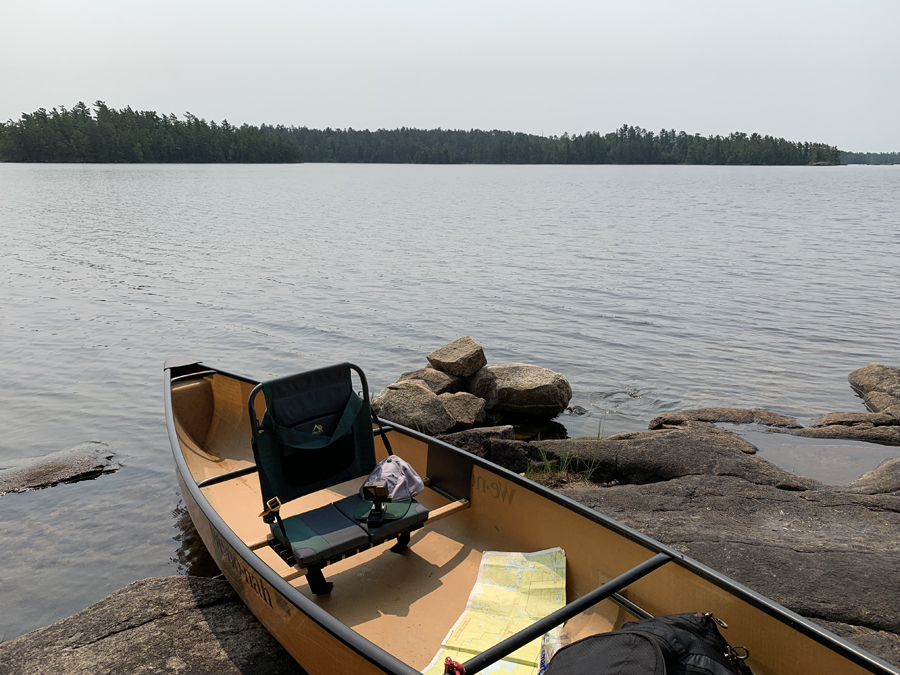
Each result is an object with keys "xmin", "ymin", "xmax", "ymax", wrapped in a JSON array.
[
  {"xmin": 426, "ymin": 336, "xmax": 487, "ymax": 377},
  {"xmin": 784, "ymin": 425, "xmax": 900, "ymax": 445},
  {"xmin": 437, "ymin": 392, "xmax": 486, "ymax": 430},
  {"xmin": 812, "ymin": 412, "xmax": 898, "ymax": 428},
  {"xmin": 511, "ymin": 418, "xmax": 569, "ymax": 442},
  {"xmin": 437, "ymin": 425, "xmax": 516, "ymax": 458},
  {"xmin": 469, "ymin": 364, "xmax": 572, "ymax": 415},
  {"xmin": 560, "ymin": 476, "xmax": 900, "ymax": 638},
  {"xmin": 396, "ymin": 367, "xmax": 463, "ymax": 395},
  {"xmin": 0, "ymin": 442, "xmax": 120, "ymax": 496},
  {"xmin": 533, "ymin": 422, "xmax": 820, "ymax": 490},
  {"xmin": 0, "ymin": 576, "xmax": 304, "ymax": 675},
  {"xmin": 845, "ymin": 458, "xmax": 900, "ymax": 495},
  {"xmin": 371, "ymin": 381, "xmax": 455, "ymax": 435},
  {"xmin": 849, "ymin": 363, "xmax": 900, "ymax": 416},
  {"xmin": 648, "ymin": 408, "xmax": 801, "ymax": 430}
]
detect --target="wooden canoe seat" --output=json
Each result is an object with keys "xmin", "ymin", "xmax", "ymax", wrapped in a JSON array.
[{"xmin": 249, "ymin": 363, "xmax": 428, "ymax": 594}]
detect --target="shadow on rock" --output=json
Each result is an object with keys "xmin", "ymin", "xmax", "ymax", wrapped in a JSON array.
[{"xmin": 0, "ymin": 576, "xmax": 306, "ymax": 674}]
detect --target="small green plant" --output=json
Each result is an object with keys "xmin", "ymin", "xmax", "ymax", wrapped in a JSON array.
[
  {"xmin": 524, "ymin": 415, "xmax": 612, "ymax": 487},
  {"xmin": 582, "ymin": 417, "xmax": 607, "ymax": 481}
]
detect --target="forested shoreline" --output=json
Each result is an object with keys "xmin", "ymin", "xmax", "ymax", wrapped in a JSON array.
[
  {"xmin": 285, "ymin": 125, "xmax": 840, "ymax": 165},
  {"xmin": 1, "ymin": 101, "xmax": 889, "ymax": 165},
  {"xmin": 0, "ymin": 102, "xmax": 301, "ymax": 163},
  {"xmin": 839, "ymin": 151, "xmax": 899, "ymax": 165}
]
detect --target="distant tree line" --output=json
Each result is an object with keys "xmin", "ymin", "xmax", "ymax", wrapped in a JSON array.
[
  {"xmin": 284, "ymin": 125, "xmax": 841, "ymax": 165},
  {"xmin": 840, "ymin": 151, "xmax": 899, "ymax": 165},
  {"xmin": 0, "ymin": 102, "xmax": 847, "ymax": 165},
  {"xmin": 0, "ymin": 101, "xmax": 301, "ymax": 163}
]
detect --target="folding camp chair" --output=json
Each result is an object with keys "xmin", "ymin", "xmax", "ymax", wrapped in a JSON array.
[{"xmin": 249, "ymin": 363, "xmax": 428, "ymax": 594}]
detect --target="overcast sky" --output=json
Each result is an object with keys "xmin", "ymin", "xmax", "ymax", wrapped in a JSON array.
[{"xmin": 2, "ymin": 0, "xmax": 898, "ymax": 151}]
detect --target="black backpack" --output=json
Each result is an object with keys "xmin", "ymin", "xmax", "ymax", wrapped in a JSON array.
[{"xmin": 544, "ymin": 612, "xmax": 753, "ymax": 675}]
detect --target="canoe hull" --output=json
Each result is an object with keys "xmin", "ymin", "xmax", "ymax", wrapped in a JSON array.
[
  {"xmin": 176, "ymin": 454, "xmax": 400, "ymax": 675},
  {"xmin": 165, "ymin": 361, "xmax": 899, "ymax": 675}
]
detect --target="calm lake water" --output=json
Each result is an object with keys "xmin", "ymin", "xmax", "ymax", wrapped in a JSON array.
[{"xmin": 1, "ymin": 163, "xmax": 898, "ymax": 640}]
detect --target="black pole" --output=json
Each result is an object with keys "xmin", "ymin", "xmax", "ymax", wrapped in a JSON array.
[
  {"xmin": 196, "ymin": 464, "xmax": 259, "ymax": 489},
  {"xmin": 460, "ymin": 552, "xmax": 671, "ymax": 674},
  {"xmin": 609, "ymin": 592, "xmax": 654, "ymax": 620}
]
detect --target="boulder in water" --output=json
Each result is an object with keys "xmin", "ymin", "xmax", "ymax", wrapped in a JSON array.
[
  {"xmin": 396, "ymin": 367, "xmax": 463, "ymax": 395},
  {"xmin": 371, "ymin": 381, "xmax": 455, "ymax": 435},
  {"xmin": 469, "ymin": 363, "xmax": 572, "ymax": 415},
  {"xmin": 426, "ymin": 336, "xmax": 487, "ymax": 377},
  {"xmin": 437, "ymin": 392, "xmax": 486, "ymax": 430}
]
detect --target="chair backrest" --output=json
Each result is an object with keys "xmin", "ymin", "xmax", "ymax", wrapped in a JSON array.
[{"xmin": 249, "ymin": 363, "xmax": 377, "ymax": 508}]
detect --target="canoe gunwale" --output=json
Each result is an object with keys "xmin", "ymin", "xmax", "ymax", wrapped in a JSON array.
[{"xmin": 164, "ymin": 361, "xmax": 900, "ymax": 675}]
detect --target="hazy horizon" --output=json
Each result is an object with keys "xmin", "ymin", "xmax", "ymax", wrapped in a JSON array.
[{"xmin": 2, "ymin": 0, "xmax": 898, "ymax": 152}]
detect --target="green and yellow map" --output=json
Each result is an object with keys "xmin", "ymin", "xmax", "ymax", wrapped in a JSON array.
[{"xmin": 423, "ymin": 547, "xmax": 566, "ymax": 675}]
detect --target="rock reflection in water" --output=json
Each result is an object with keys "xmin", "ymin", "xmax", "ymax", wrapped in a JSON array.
[{"xmin": 171, "ymin": 501, "xmax": 220, "ymax": 577}]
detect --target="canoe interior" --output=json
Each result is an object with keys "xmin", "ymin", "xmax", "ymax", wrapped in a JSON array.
[{"xmin": 170, "ymin": 370, "xmax": 888, "ymax": 675}]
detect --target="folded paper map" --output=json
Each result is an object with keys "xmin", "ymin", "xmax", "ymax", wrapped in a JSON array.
[{"xmin": 423, "ymin": 547, "xmax": 566, "ymax": 675}]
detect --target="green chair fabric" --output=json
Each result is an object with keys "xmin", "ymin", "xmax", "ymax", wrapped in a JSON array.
[
  {"xmin": 335, "ymin": 495, "xmax": 429, "ymax": 540},
  {"xmin": 271, "ymin": 504, "xmax": 369, "ymax": 568},
  {"xmin": 250, "ymin": 363, "xmax": 428, "ymax": 580},
  {"xmin": 252, "ymin": 363, "xmax": 377, "ymax": 508}
]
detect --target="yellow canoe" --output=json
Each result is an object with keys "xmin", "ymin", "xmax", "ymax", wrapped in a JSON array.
[{"xmin": 164, "ymin": 359, "xmax": 899, "ymax": 675}]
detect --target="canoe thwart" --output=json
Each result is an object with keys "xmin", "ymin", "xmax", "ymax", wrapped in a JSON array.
[
  {"xmin": 279, "ymin": 568, "xmax": 307, "ymax": 582},
  {"xmin": 461, "ymin": 552, "xmax": 672, "ymax": 674},
  {"xmin": 425, "ymin": 498, "xmax": 470, "ymax": 524},
  {"xmin": 247, "ymin": 535, "xmax": 270, "ymax": 551}
]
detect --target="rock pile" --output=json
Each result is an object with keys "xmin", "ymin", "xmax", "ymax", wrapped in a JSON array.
[{"xmin": 372, "ymin": 336, "xmax": 572, "ymax": 436}]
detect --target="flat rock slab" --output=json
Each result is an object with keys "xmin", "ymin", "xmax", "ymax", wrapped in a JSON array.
[
  {"xmin": 812, "ymin": 412, "xmax": 899, "ymax": 428},
  {"xmin": 0, "ymin": 442, "xmax": 120, "ymax": 495},
  {"xmin": 426, "ymin": 336, "xmax": 487, "ymax": 377},
  {"xmin": 849, "ymin": 363, "xmax": 900, "ymax": 416},
  {"xmin": 649, "ymin": 408, "xmax": 801, "ymax": 430},
  {"xmin": 845, "ymin": 457, "xmax": 900, "ymax": 495},
  {"xmin": 0, "ymin": 576, "xmax": 305, "ymax": 675},
  {"xmin": 783, "ymin": 424, "xmax": 900, "ymax": 445},
  {"xmin": 534, "ymin": 423, "xmax": 821, "ymax": 490},
  {"xmin": 559, "ymin": 475, "xmax": 900, "ymax": 648}
]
